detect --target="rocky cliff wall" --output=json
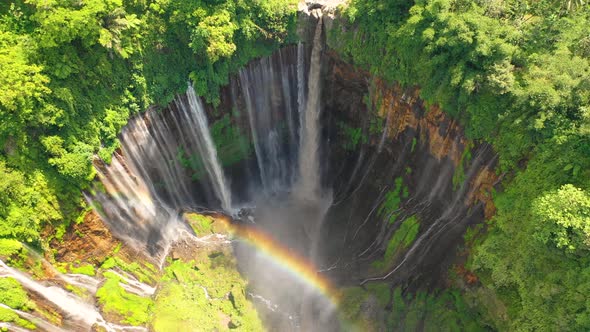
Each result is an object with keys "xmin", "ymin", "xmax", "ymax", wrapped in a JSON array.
[{"xmin": 313, "ymin": 20, "xmax": 499, "ymax": 289}]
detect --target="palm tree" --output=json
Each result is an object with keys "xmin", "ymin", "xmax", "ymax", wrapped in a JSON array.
[{"xmin": 99, "ymin": 7, "xmax": 140, "ymax": 58}]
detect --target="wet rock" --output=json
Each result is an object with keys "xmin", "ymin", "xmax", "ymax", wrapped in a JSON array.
[
  {"xmin": 321, "ymin": 49, "xmax": 499, "ymax": 287},
  {"xmin": 49, "ymin": 211, "xmax": 120, "ymax": 265},
  {"xmin": 228, "ymin": 319, "xmax": 239, "ymax": 329}
]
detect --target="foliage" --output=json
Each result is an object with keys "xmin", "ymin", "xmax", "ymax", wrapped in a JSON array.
[
  {"xmin": 69, "ymin": 263, "xmax": 96, "ymax": 276},
  {"xmin": 0, "ymin": 277, "xmax": 34, "ymax": 311},
  {"xmin": 469, "ymin": 134, "xmax": 590, "ymax": 331},
  {"xmin": 378, "ymin": 177, "xmax": 409, "ymax": 224},
  {"xmin": 0, "ymin": 277, "xmax": 36, "ymax": 329},
  {"xmin": 100, "ymin": 257, "xmax": 157, "ymax": 284},
  {"xmin": 337, "ymin": 121, "xmax": 365, "ymax": 151},
  {"xmin": 185, "ymin": 213, "xmax": 214, "ymax": 236},
  {"xmin": 339, "ymin": 284, "xmax": 485, "ymax": 331},
  {"xmin": 0, "ymin": 0, "xmax": 297, "ymax": 250},
  {"xmin": 387, "ymin": 288, "xmax": 487, "ymax": 331},
  {"xmin": 211, "ymin": 113, "xmax": 253, "ymax": 167},
  {"xmin": 179, "ymin": 112, "xmax": 253, "ymax": 180},
  {"xmin": 335, "ymin": 0, "xmax": 590, "ymax": 170},
  {"xmin": 0, "ymin": 239, "xmax": 23, "ymax": 258},
  {"xmin": 0, "ymin": 306, "xmax": 35, "ymax": 330},
  {"xmin": 372, "ymin": 215, "xmax": 420, "ymax": 271},
  {"xmin": 336, "ymin": 0, "xmax": 590, "ymax": 329},
  {"xmin": 96, "ymin": 271, "xmax": 153, "ymax": 326},
  {"xmin": 152, "ymin": 258, "xmax": 263, "ymax": 331},
  {"xmin": 0, "ymin": 162, "xmax": 61, "ymax": 244},
  {"xmin": 533, "ymin": 184, "xmax": 590, "ymax": 252},
  {"xmin": 452, "ymin": 141, "xmax": 473, "ymax": 189}
]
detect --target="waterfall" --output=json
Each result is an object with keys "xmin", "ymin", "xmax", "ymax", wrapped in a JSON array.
[
  {"xmin": 0, "ymin": 303, "xmax": 67, "ymax": 332},
  {"xmin": 88, "ymin": 84, "xmax": 234, "ymax": 256},
  {"xmin": 0, "ymin": 260, "xmax": 142, "ymax": 332},
  {"xmin": 175, "ymin": 84, "xmax": 232, "ymax": 212},
  {"xmin": 106, "ymin": 269, "xmax": 156, "ymax": 297},
  {"xmin": 84, "ymin": 40, "xmax": 338, "ymax": 330},
  {"xmin": 296, "ymin": 17, "xmax": 324, "ymax": 199},
  {"xmin": 237, "ymin": 47, "xmax": 300, "ymax": 193},
  {"xmin": 87, "ymin": 150, "xmax": 185, "ymax": 258},
  {"xmin": 297, "ymin": 41, "xmax": 307, "ymax": 145},
  {"xmin": 239, "ymin": 69, "xmax": 269, "ymax": 190}
]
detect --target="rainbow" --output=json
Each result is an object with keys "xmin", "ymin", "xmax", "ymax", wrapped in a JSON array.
[{"xmin": 215, "ymin": 215, "xmax": 341, "ymax": 306}]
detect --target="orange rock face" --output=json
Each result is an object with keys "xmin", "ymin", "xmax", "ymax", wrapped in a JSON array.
[
  {"xmin": 328, "ymin": 55, "xmax": 498, "ymax": 219},
  {"xmin": 52, "ymin": 211, "xmax": 120, "ymax": 265},
  {"xmin": 373, "ymin": 80, "xmax": 466, "ymax": 166},
  {"xmin": 468, "ymin": 168, "xmax": 498, "ymax": 219}
]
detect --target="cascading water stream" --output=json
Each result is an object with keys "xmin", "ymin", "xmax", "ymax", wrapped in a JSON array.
[
  {"xmin": 83, "ymin": 18, "xmax": 337, "ymax": 330},
  {"xmin": 106, "ymin": 269, "xmax": 156, "ymax": 297},
  {"xmin": 0, "ymin": 260, "xmax": 146, "ymax": 332},
  {"xmin": 296, "ymin": 16, "xmax": 324, "ymax": 200},
  {"xmin": 175, "ymin": 85, "xmax": 232, "ymax": 212},
  {"xmin": 238, "ymin": 51, "xmax": 300, "ymax": 193},
  {"xmin": 87, "ymin": 84, "xmax": 236, "ymax": 258},
  {"xmin": 0, "ymin": 303, "xmax": 66, "ymax": 332}
]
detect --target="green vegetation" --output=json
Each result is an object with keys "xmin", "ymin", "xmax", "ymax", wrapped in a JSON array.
[
  {"xmin": 179, "ymin": 112, "xmax": 253, "ymax": 180},
  {"xmin": 339, "ymin": 283, "xmax": 389, "ymax": 331},
  {"xmin": 211, "ymin": 113, "xmax": 253, "ymax": 166},
  {"xmin": 372, "ymin": 215, "xmax": 420, "ymax": 271},
  {"xmin": 0, "ymin": 239, "xmax": 23, "ymax": 258},
  {"xmin": 340, "ymin": 284, "xmax": 484, "ymax": 331},
  {"xmin": 101, "ymin": 257, "xmax": 158, "ymax": 284},
  {"xmin": 336, "ymin": 0, "xmax": 590, "ymax": 330},
  {"xmin": 452, "ymin": 141, "xmax": 473, "ymax": 189},
  {"xmin": 0, "ymin": 306, "xmax": 35, "ymax": 330},
  {"xmin": 186, "ymin": 213, "xmax": 215, "ymax": 236},
  {"xmin": 0, "ymin": 277, "xmax": 34, "ymax": 311},
  {"xmin": 87, "ymin": 213, "xmax": 259, "ymax": 330},
  {"xmin": 96, "ymin": 271, "xmax": 153, "ymax": 326},
  {"xmin": 469, "ymin": 138, "xmax": 590, "ymax": 330},
  {"xmin": 153, "ymin": 258, "xmax": 263, "ymax": 331},
  {"xmin": 378, "ymin": 177, "xmax": 409, "ymax": 224},
  {"xmin": 0, "ymin": 277, "xmax": 36, "ymax": 329},
  {"xmin": 0, "ymin": 0, "xmax": 297, "ymax": 251},
  {"xmin": 410, "ymin": 137, "xmax": 418, "ymax": 152},
  {"xmin": 387, "ymin": 288, "xmax": 487, "ymax": 331},
  {"xmin": 2, "ymin": 0, "xmax": 589, "ymax": 330},
  {"xmin": 69, "ymin": 263, "xmax": 96, "ymax": 276},
  {"xmin": 338, "ymin": 121, "xmax": 365, "ymax": 151}
]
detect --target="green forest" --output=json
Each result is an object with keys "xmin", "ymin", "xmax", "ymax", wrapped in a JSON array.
[
  {"xmin": 0, "ymin": 0, "xmax": 297, "ymax": 246},
  {"xmin": 1, "ymin": 0, "xmax": 590, "ymax": 331},
  {"xmin": 334, "ymin": 0, "xmax": 590, "ymax": 330}
]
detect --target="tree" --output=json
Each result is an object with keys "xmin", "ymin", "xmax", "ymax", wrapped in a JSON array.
[{"xmin": 533, "ymin": 184, "xmax": 590, "ymax": 252}]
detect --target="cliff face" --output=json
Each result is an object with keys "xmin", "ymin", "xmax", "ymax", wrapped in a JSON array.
[
  {"xmin": 317, "ymin": 39, "xmax": 498, "ymax": 288},
  {"xmin": 26, "ymin": 12, "xmax": 499, "ymax": 331},
  {"xmin": 81, "ymin": 14, "xmax": 499, "ymax": 290}
]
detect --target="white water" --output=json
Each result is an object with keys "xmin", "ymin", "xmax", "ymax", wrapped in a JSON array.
[
  {"xmin": 297, "ymin": 41, "xmax": 307, "ymax": 147},
  {"xmin": 107, "ymin": 269, "xmax": 156, "ymax": 297},
  {"xmin": 63, "ymin": 273, "xmax": 101, "ymax": 294},
  {"xmin": 0, "ymin": 261, "xmax": 151, "ymax": 332},
  {"xmin": 21, "ymin": 244, "xmax": 101, "ymax": 294},
  {"xmin": 0, "ymin": 303, "xmax": 66, "ymax": 332},
  {"xmin": 0, "ymin": 323, "xmax": 30, "ymax": 332},
  {"xmin": 175, "ymin": 85, "xmax": 232, "ymax": 211},
  {"xmin": 87, "ymin": 152, "xmax": 185, "ymax": 259},
  {"xmin": 238, "ymin": 53, "xmax": 298, "ymax": 193},
  {"xmin": 0, "ymin": 260, "xmax": 103, "ymax": 330},
  {"xmin": 296, "ymin": 17, "xmax": 324, "ymax": 200},
  {"xmin": 83, "ymin": 22, "xmax": 335, "ymax": 330}
]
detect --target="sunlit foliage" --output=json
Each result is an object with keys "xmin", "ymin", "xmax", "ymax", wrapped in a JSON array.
[
  {"xmin": 0, "ymin": 0, "xmax": 297, "ymax": 247},
  {"xmin": 336, "ymin": 0, "xmax": 590, "ymax": 329}
]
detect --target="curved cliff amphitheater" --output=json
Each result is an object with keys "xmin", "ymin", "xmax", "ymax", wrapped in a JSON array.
[{"xmin": 2, "ymin": 0, "xmax": 589, "ymax": 331}]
